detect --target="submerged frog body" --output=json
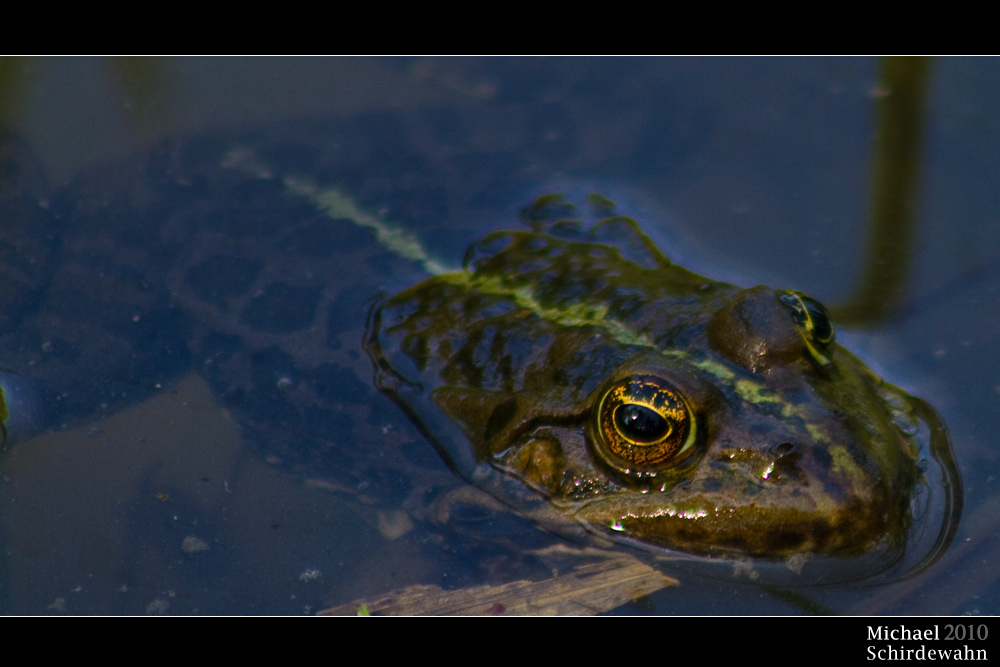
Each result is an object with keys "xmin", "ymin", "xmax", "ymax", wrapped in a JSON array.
[{"xmin": 368, "ymin": 196, "xmax": 959, "ymax": 571}]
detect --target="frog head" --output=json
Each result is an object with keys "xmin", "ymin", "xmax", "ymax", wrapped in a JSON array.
[{"xmin": 366, "ymin": 197, "xmax": 960, "ymax": 578}]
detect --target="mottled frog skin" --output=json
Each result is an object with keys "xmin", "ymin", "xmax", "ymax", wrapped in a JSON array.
[{"xmin": 368, "ymin": 195, "xmax": 960, "ymax": 568}]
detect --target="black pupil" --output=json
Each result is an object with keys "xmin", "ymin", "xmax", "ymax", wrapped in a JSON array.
[{"xmin": 614, "ymin": 404, "xmax": 668, "ymax": 443}]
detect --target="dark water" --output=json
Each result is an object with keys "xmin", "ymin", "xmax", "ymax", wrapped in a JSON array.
[{"xmin": 0, "ymin": 57, "xmax": 996, "ymax": 615}]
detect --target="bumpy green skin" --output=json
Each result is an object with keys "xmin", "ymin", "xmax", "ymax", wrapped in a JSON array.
[{"xmin": 370, "ymin": 216, "xmax": 923, "ymax": 559}]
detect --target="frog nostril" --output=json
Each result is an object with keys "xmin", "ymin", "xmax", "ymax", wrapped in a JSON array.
[{"xmin": 775, "ymin": 442, "xmax": 796, "ymax": 455}]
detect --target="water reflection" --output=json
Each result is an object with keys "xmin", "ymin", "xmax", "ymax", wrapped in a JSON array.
[{"xmin": 832, "ymin": 57, "xmax": 931, "ymax": 326}]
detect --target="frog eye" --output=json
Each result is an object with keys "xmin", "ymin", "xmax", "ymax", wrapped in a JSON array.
[
  {"xmin": 778, "ymin": 291, "xmax": 835, "ymax": 366},
  {"xmin": 594, "ymin": 376, "xmax": 696, "ymax": 472}
]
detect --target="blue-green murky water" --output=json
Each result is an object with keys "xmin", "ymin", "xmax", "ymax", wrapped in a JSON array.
[{"xmin": 0, "ymin": 58, "xmax": 995, "ymax": 615}]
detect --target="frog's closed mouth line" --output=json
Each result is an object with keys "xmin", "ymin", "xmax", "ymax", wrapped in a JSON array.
[{"xmin": 365, "ymin": 194, "xmax": 962, "ymax": 583}]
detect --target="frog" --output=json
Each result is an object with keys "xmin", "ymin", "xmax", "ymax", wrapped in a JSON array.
[{"xmin": 366, "ymin": 194, "xmax": 962, "ymax": 577}]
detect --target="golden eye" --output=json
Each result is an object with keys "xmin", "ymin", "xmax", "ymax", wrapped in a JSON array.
[
  {"xmin": 778, "ymin": 290, "xmax": 835, "ymax": 365},
  {"xmin": 594, "ymin": 376, "xmax": 696, "ymax": 472}
]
